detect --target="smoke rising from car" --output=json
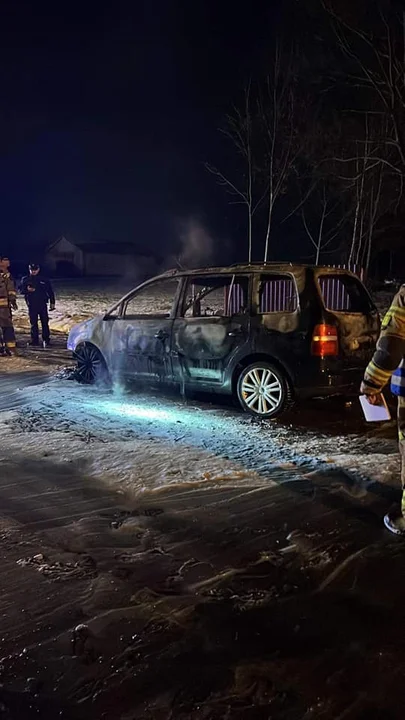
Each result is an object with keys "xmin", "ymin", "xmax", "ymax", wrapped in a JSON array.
[
  {"xmin": 178, "ymin": 217, "xmax": 214, "ymax": 268},
  {"xmin": 165, "ymin": 217, "xmax": 215, "ymax": 271},
  {"xmin": 99, "ymin": 218, "xmax": 215, "ymax": 395},
  {"xmin": 113, "ymin": 217, "xmax": 216, "ymax": 285}
]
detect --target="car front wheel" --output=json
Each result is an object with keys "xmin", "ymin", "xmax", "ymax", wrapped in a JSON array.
[
  {"xmin": 236, "ymin": 362, "xmax": 292, "ymax": 419},
  {"xmin": 74, "ymin": 343, "xmax": 109, "ymax": 385}
]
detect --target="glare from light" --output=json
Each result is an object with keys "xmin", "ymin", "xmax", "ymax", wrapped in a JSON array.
[
  {"xmin": 99, "ymin": 400, "xmax": 173, "ymax": 422},
  {"xmin": 82, "ymin": 396, "xmax": 228, "ymax": 431}
]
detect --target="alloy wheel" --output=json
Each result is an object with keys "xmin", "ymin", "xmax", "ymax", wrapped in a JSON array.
[
  {"xmin": 240, "ymin": 366, "xmax": 283, "ymax": 416},
  {"xmin": 75, "ymin": 344, "xmax": 106, "ymax": 384}
]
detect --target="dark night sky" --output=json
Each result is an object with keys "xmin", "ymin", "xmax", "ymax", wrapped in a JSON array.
[{"xmin": 0, "ymin": 0, "xmax": 277, "ymax": 261}]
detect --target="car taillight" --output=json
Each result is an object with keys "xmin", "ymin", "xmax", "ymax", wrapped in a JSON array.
[{"xmin": 311, "ymin": 324, "xmax": 339, "ymax": 357}]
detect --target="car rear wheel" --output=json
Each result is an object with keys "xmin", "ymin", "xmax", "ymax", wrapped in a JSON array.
[
  {"xmin": 236, "ymin": 362, "xmax": 292, "ymax": 419},
  {"xmin": 74, "ymin": 343, "xmax": 109, "ymax": 385}
]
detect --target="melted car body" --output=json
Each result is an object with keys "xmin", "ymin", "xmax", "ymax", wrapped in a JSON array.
[{"xmin": 68, "ymin": 264, "xmax": 380, "ymax": 419}]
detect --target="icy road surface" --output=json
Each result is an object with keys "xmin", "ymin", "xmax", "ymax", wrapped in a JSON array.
[
  {"xmin": 0, "ymin": 368, "xmax": 404, "ymax": 719},
  {"xmin": 0, "ymin": 293, "xmax": 404, "ymax": 718}
]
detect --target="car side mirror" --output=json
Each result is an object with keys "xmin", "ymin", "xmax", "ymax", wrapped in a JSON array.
[{"xmin": 103, "ymin": 314, "xmax": 117, "ymax": 321}]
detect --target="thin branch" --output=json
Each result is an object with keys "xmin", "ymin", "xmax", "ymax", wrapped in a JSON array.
[
  {"xmin": 325, "ymin": 156, "xmax": 403, "ymax": 176},
  {"xmin": 282, "ymin": 178, "xmax": 319, "ymax": 224},
  {"xmin": 204, "ymin": 163, "xmax": 248, "ymax": 202}
]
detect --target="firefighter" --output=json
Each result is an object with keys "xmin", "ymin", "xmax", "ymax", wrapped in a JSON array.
[
  {"xmin": 1, "ymin": 256, "xmax": 12, "ymax": 277},
  {"xmin": 361, "ymin": 283, "xmax": 405, "ymax": 534},
  {"xmin": 20, "ymin": 263, "xmax": 55, "ymax": 348},
  {"xmin": 0, "ymin": 256, "xmax": 17, "ymax": 356}
]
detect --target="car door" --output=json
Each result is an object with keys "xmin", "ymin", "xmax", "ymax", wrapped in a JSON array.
[
  {"xmin": 315, "ymin": 271, "xmax": 380, "ymax": 368},
  {"xmin": 172, "ymin": 273, "xmax": 251, "ymax": 386},
  {"xmin": 250, "ymin": 271, "xmax": 303, "ymax": 372},
  {"xmin": 109, "ymin": 276, "xmax": 182, "ymax": 382}
]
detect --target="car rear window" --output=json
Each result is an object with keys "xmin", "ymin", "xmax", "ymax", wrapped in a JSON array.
[
  {"xmin": 318, "ymin": 274, "xmax": 374, "ymax": 313},
  {"xmin": 259, "ymin": 275, "xmax": 298, "ymax": 313}
]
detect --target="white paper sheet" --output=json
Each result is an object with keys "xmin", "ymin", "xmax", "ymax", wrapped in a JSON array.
[{"xmin": 359, "ymin": 395, "xmax": 391, "ymax": 422}]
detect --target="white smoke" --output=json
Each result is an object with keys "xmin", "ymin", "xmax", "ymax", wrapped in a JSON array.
[
  {"xmin": 163, "ymin": 217, "xmax": 215, "ymax": 271},
  {"xmin": 177, "ymin": 217, "xmax": 214, "ymax": 268}
]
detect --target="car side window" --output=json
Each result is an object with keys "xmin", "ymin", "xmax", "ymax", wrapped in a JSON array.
[
  {"xmin": 123, "ymin": 278, "xmax": 180, "ymax": 319},
  {"xmin": 182, "ymin": 275, "xmax": 249, "ymax": 318},
  {"xmin": 318, "ymin": 274, "xmax": 374, "ymax": 313},
  {"xmin": 258, "ymin": 274, "xmax": 298, "ymax": 313}
]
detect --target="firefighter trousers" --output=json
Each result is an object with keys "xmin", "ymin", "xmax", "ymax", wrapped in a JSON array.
[
  {"xmin": 398, "ymin": 397, "xmax": 405, "ymax": 516},
  {"xmin": 0, "ymin": 308, "xmax": 16, "ymax": 350},
  {"xmin": 0, "ymin": 325, "xmax": 16, "ymax": 350}
]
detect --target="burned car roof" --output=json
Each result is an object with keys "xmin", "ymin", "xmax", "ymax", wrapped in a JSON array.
[{"xmin": 159, "ymin": 263, "xmax": 359, "ymax": 278}]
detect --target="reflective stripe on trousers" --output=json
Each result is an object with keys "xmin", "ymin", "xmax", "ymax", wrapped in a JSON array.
[
  {"xmin": 0, "ymin": 325, "xmax": 16, "ymax": 348},
  {"xmin": 398, "ymin": 397, "xmax": 405, "ymax": 516}
]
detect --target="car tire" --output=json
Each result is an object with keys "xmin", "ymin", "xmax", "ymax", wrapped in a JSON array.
[
  {"xmin": 236, "ymin": 361, "xmax": 293, "ymax": 419},
  {"xmin": 74, "ymin": 343, "xmax": 110, "ymax": 385}
]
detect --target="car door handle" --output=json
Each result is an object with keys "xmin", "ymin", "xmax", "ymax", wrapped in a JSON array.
[
  {"xmin": 155, "ymin": 330, "xmax": 169, "ymax": 340},
  {"xmin": 228, "ymin": 328, "xmax": 243, "ymax": 337}
]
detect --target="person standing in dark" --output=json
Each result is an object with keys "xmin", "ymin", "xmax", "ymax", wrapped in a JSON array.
[
  {"xmin": 0, "ymin": 256, "xmax": 18, "ymax": 355},
  {"xmin": 20, "ymin": 263, "xmax": 55, "ymax": 348},
  {"xmin": 1, "ymin": 256, "xmax": 12, "ymax": 280}
]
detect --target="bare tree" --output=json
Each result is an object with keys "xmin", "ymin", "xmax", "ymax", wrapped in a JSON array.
[
  {"xmin": 347, "ymin": 114, "xmax": 375, "ymax": 265},
  {"xmin": 310, "ymin": 2, "xmax": 405, "ymax": 274},
  {"xmin": 280, "ymin": 111, "xmax": 354, "ymax": 264},
  {"xmin": 349, "ymin": 161, "xmax": 384, "ymax": 272},
  {"xmin": 206, "ymin": 85, "xmax": 264, "ymax": 263},
  {"xmin": 258, "ymin": 44, "xmax": 301, "ymax": 262},
  {"xmin": 300, "ymin": 180, "xmax": 349, "ymax": 264},
  {"xmin": 324, "ymin": 2, "xmax": 405, "ymax": 180},
  {"xmin": 327, "ymin": 113, "xmax": 390, "ymax": 272}
]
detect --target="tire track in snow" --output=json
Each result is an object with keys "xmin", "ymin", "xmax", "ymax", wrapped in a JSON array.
[{"xmin": 0, "ymin": 371, "xmax": 49, "ymax": 410}]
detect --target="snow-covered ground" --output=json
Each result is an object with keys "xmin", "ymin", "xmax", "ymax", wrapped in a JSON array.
[
  {"xmin": 5, "ymin": 279, "xmax": 400, "ymax": 493},
  {"xmin": 0, "ymin": 372, "xmax": 402, "ymax": 718},
  {"xmin": 1, "ymin": 280, "xmax": 403, "ymax": 719},
  {"xmin": 0, "ymin": 369, "xmax": 399, "ymax": 501},
  {"xmin": 13, "ymin": 279, "xmax": 136, "ymax": 334}
]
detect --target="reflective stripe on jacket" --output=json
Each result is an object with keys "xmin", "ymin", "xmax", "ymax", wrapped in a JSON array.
[
  {"xmin": 392, "ymin": 361, "xmax": 405, "ymax": 397},
  {"xmin": 0, "ymin": 272, "xmax": 16, "ymax": 321},
  {"xmin": 363, "ymin": 285, "xmax": 405, "ymax": 395}
]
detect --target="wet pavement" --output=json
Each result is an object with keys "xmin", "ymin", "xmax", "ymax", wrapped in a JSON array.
[
  {"xmin": 0, "ymin": 446, "xmax": 403, "ymax": 719},
  {"xmin": 0, "ymin": 341, "xmax": 404, "ymax": 718}
]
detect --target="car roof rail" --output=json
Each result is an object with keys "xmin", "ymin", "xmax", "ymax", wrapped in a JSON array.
[
  {"xmin": 231, "ymin": 261, "xmax": 294, "ymax": 266},
  {"xmin": 227, "ymin": 262, "xmax": 296, "ymax": 270}
]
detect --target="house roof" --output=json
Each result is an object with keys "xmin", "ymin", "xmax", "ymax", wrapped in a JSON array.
[
  {"xmin": 75, "ymin": 242, "xmax": 141, "ymax": 255},
  {"xmin": 47, "ymin": 237, "xmax": 151, "ymax": 256},
  {"xmin": 46, "ymin": 236, "xmax": 69, "ymax": 252}
]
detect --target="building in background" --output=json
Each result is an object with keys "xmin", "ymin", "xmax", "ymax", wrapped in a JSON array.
[{"xmin": 45, "ymin": 236, "xmax": 159, "ymax": 277}]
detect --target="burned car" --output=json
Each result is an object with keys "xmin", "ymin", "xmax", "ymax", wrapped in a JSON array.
[{"xmin": 67, "ymin": 264, "xmax": 380, "ymax": 419}]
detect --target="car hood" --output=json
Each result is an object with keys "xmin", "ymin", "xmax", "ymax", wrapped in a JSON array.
[{"xmin": 67, "ymin": 316, "xmax": 103, "ymax": 351}]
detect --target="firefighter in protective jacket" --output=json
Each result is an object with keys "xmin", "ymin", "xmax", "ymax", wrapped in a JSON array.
[
  {"xmin": 361, "ymin": 283, "xmax": 405, "ymax": 534},
  {"xmin": 0, "ymin": 256, "xmax": 17, "ymax": 355}
]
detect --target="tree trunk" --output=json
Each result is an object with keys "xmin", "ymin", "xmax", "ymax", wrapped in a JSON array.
[
  {"xmin": 263, "ymin": 193, "xmax": 273, "ymax": 263},
  {"xmin": 248, "ymin": 206, "xmax": 252, "ymax": 263},
  {"xmin": 349, "ymin": 196, "xmax": 360, "ymax": 265}
]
